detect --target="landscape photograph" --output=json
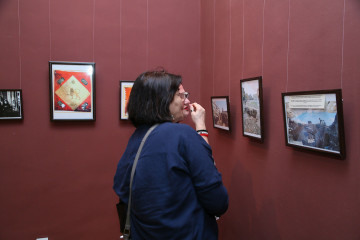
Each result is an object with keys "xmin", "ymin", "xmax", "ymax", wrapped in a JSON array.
[
  {"xmin": 284, "ymin": 93, "xmax": 340, "ymax": 153},
  {"xmin": 241, "ymin": 79, "xmax": 261, "ymax": 138}
]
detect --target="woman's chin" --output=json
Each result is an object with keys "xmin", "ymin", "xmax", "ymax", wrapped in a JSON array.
[{"xmin": 183, "ymin": 110, "xmax": 190, "ymax": 118}]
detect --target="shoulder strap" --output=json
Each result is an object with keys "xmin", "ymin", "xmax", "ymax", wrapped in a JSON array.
[{"xmin": 123, "ymin": 124, "xmax": 159, "ymax": 239}]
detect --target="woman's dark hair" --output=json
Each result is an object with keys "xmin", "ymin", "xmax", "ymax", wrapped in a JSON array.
[{"xmin": 127, "ymin": 69, "xmax": 182, "ymax": 127}]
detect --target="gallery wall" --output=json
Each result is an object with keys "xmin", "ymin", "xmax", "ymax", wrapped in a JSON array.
[
  {"xmin": 1, "ymin": 0, "xmax": 360, "ymax": 239},
  {"xmin": 200, "ymin": 0, "xmax": 360, "ymax": 239},
  {"xmin": 0, "ymin": 0, "xmax": 200, "ymax": 239}
]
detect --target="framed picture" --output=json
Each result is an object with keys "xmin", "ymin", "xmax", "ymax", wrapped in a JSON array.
[
  {"xmin": 211, "ymin": 96, "xmax": 231, "ymax": 131},
  {"xmin": 0, "ymin": 89, "xmax": 23, "ymax": 120},
  {"xmin": 49, "ymin": 61, "xmax": 95, "ymax": 121},
  {"xmin": 282, "ymin": 89, "xmax": 345, "ymax": 159},
  {"xmin": 240, "ymin": 76, "xmax": 264, "ymax": 141},
  {"xmin": 120, "ymin": 81, "xmax": 134, "ymax": 120}
]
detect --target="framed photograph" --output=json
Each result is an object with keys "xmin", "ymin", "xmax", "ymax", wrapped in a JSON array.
[
  {"xmin": 0, "ymin": 89, "xmax": 23, "ymax": 120},
  {"xmin": 120, "ymin": 81, "xmax": 134, "ymax": 120},
  {"xmin": 240, "ymin": 76, "xmax": 264, "ymax": 141},
  {"xmin": 282, "ymin": 89, "xmax": 345, "ymax": 159},
  {"xmin": 211, "ymin": 96, "xmax": 231, "ymax": 131},
  {"xmin": 49, "ymin": 61, "xmax": 95, "ymax": 121}
]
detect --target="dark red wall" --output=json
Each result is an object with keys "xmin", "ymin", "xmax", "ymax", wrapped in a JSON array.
[
  {"xmin": 1, "ymin": 0, "xmax": 360, "ymax": 239},
  {"xmin": 0, "ymin": 0, "xmax": 200, "ymax": 239},
  {"xmin": 201, "ymin": 0, "xmax": 360, "ymax": 239}
]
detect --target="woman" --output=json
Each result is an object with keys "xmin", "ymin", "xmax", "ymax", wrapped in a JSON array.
[{"xmin": 113, "ymin": 70, "xmax": 228, "ymax": 239}]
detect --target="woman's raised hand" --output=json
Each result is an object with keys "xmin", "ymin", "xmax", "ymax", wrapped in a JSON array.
[{"xmin": 190, "ymin": 102, "xmax": 206, "ymax": 131}]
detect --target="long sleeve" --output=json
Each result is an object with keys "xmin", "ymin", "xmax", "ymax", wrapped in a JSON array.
[{"xmin": 179, "ymin": 126, "xmax": 229, "ymax": 216}]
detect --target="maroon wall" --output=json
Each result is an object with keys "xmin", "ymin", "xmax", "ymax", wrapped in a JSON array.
[
  {"xmin": 201, "ymin": 0, "xmax": 360, "ymax": 239},
  {"xmin": 1, "ymin": 0, "xmax": 360, "ymax": 239},
  {"xmin": 0, "ymin": 0, "xmax": 200, "ymax": 239}
]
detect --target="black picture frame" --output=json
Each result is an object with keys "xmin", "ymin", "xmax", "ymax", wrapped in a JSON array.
[
  {"xmin": 240, "ymin": 76, "xmax": 264, "ymax": 142},
  {"xmin": 49, "ymin": 61, "xmax": 95, "ymax": 121},
  {"xmin": 211, "ymin": 96, "xmax": 231, "ymax": 131},
  {"xmin": 282, "ymin": 89, "xmax": 346, "ymax": 159},
  {"xmin": 0, "ymin": 89, "xmax": 23, "ymax": 120},
  {"xmin": 119, "ymin": 81, "xmax": 134, "ymax": 120}
]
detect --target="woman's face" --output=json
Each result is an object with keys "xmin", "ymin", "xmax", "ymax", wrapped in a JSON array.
[{"xmin": 169, "ymin": 84, "xmax": 190, "ymax": 122}]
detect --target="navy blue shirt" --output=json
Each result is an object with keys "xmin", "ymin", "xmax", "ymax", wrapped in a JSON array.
[{"xmin": 113, "ymin": 122, "xmax": 228, "ymax": 240}]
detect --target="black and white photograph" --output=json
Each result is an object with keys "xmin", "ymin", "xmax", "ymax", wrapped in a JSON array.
[
  {"xmin": 211, "ymin": 96, "xmax": 231, "ymax": 131},
  {"xmin": 0, "ymin": 89, "xmax": 23, "ymax": 120}
]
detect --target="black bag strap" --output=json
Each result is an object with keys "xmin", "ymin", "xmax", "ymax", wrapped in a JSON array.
[{"xmin": 123, "ymin": 124, "xmax": 159, "ymax": 240}]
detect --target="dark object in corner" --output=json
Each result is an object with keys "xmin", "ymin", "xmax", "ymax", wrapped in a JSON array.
[{"xmin": 116, "ymin": 199, "xmax": 126, "ymax": 233}]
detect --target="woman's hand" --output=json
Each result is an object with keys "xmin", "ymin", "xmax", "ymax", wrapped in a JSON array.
[{"xmin": 190, "ymin": 102, "xmax": 206, "ymax": 131}]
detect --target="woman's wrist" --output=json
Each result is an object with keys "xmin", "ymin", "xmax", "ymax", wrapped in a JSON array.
[
  {"xmin": 195, "ymin": 123, "xmax": 206, "ymax": 131},
  {"xmin": 196, "ymin": 129, "xmax": 208, "ymax": 133},
  {"xmin": 197, "ymin": 130, "xmax": 208, "ymax": 137}
]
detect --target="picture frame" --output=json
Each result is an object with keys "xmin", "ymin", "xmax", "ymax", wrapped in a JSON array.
[
  {"xmin": 282, "ymin": 89, "xmax": 346, "ymax": 159},
  {"xmin": 49, "ymin": 61, "xmax": 95, "ymax": 121},
  {"xmin": 240, "ymin": 76, "xmax": 264, "ymax": 142},
  {"xmin": 120, "ymin": 81, "xmax": 134, "ymax": 120},
  {"xmin": 211, "ymin": 96, "xmax": 231, "ymax": 131},
  {"xmin": 0, "ymin": 89, "xmax": 23, "ymax": 120}
]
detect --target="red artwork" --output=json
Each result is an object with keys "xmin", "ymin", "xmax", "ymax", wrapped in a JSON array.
[
  {"xmin": 53, "ymin": 70, "xmax": 92, "ymax": 112},
  {"xmin": 124, "ymin": 86, "xmax": 132, "ymax": 115}
]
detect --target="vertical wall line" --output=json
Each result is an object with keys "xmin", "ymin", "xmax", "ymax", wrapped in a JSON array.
[
  {"xmin": 146, "ymin": 0, "xmax": 149, "ymax": 69},
  {"xmin": 119, "ymin": 0, "xmax": 122, "ymax": 79},
  {"xmin": 229, "ymin": 0, "xmax": 232, "ymax": 99},
  {"xmin": 286, "ymin": 0, "xmax": 291, "ymax": 92},
  {"xmin": 198, "ymin": 0, "xmax": 201, "ymax": 101},
  {"xmin": 212, "ymin": 0, "xmax": 216, "ymax": 96},
  {"xmin": 262, "ymin": 0, "xmax": 266, "ymax": 77},
  {"xmin": 92, "ymin": 0, "xmax": 96, "ymax": 62},
  {"xmin": 340, "ymin": 0, "xmax": 346, "ymax": 89},
  {"xmin": 241, "ymin": 0, "xmax": 245, "ymax": 79},
  {"xmin": 18, "ymin": 0, "xmax": 22, "ymax": 88},
  {"xmin": 49, "ymin": 0, "xmax": 52, "ymax": 61}
]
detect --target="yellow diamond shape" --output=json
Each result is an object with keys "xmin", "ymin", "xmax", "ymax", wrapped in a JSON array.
[{"xmin": 55, "ymin": 75, "xmax": 90, "ymax": 110}]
